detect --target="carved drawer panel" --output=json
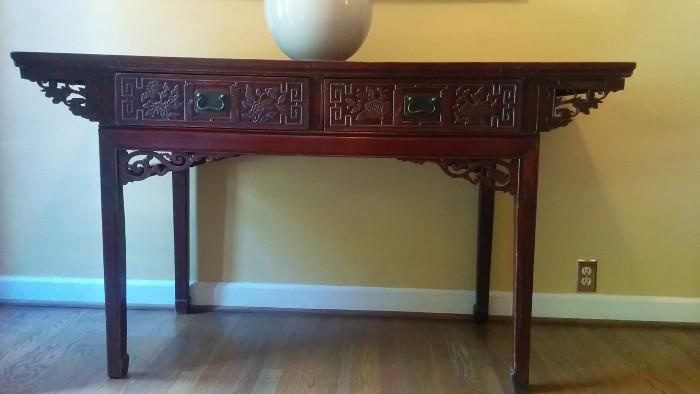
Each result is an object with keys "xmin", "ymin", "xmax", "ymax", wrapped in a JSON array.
[
  {"xmin": 116, "ymin": 73, "xmax": 309, "ymax": 130},
  {"xmin": 324, "ymin": 79, "xmax": 521, "ymax": 131}
]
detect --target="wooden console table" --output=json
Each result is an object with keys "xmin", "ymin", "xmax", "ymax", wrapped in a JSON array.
[{"xmin": 11, "ymin": 52, "xmax": 634, "ymax": 393}]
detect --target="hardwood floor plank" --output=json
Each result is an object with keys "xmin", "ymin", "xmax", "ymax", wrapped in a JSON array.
[
  {"xmin": 252, "ymin": 368, "xmax": 283, "ymax": 394},
  {"xmin": 336, "ymin": 317, "xmax": 382, "ymax": 394},
  {"xmin": 23, "ymin": 309, "xmax": 107, "ymax": 393},
  {"xmin": 0, "ymin": 307, "xmax": 84, "ymax": 393},
  {"xmin": 0, "ymin": 306, "xmax": 697, "ymax": 394},
  {"xmin": 205, "ymin": 314, "xmax": 279, "ymax": 393}
]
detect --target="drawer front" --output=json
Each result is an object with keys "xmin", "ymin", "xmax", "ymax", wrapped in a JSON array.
[
  {"xmin": 325, "ymin": 79, "xmax": 521, "ymax": 131},
  {"xmin": 115, "ymin": 73, "xmax": 309, "ymax": 130}
]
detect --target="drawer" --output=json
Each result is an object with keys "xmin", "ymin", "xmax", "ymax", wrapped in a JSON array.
[
  {"xmin": 324, "ymin": 79, "xmax": 521, "ymax": 131},
  {"xmin": 115, "ymin": 73, "xmax": 309, "ymax": 130}
]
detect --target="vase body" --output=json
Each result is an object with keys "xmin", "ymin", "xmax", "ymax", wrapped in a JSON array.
[{"xmin": 264, "ymin": 0, "xmax": 373, "ymax": 61}]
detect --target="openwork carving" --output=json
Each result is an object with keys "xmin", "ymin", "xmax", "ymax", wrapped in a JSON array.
[
  {"xmin": 328, "ymin": 82, "xmax": 393, "ymax": 126},
  {"xmin": 403, "ymin": 158, "xmax": 517, "ymax": 195},
  {"xmin": 550, "ymin": 88, "xmax": 609, "ymax": 129},
  {"xmin": 452, "ymin": 84, "xmax": 517, "ymax": 128},
  {"xmin": 37, "ymin": 81, "xmax": 94, "ymax": 120},
  {"xmin": 119, "ymin": 151, "xmax": 236, "ymax": 185},
  {"xmin": 119, "ymin": 77, "xmax": 185, "ymax": 122},
  {"xmin": 539, "ymin": 80, "xmax": 622, "ymax": 132}
]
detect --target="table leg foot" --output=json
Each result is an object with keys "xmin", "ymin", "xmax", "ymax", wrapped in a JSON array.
[
  {"xmin": 108, "ymin": 353, "xmax": 129, "ymax": 379},
  {"xmin": 175, "ymin": 297, "xmax": 192, "ymax": 314},
  {"xmin": 509, "ymin": 368, "xmax": 529, "ymax": 394},
  {"xmin": 473, "ymin": 303, "xmax": 489, "ymax": 324}
]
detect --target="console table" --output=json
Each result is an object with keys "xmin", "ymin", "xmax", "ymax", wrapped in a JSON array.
[{"xmin": 11, "ymin": 52, "xmax": 634, "ymax": 393}]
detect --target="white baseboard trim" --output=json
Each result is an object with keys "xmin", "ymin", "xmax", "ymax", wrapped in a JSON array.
[
  {"xmin": 0, "ymin": 276, "xmax": 175, "ymax": 305},
  {"xmin": 1, "ymin": 276, "xmax": 698, "ymax": 323}
]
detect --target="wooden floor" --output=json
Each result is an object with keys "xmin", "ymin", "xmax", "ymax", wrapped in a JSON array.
[{"xmin": 0, "ymin": 306, "xmax": 698, "ymax": 393}]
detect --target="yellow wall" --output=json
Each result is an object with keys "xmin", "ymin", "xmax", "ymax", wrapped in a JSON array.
[{"xmin": 1, "ymin": 1, "xmax": 698, "ymax": 297}]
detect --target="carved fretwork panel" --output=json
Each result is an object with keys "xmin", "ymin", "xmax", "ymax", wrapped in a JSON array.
[
  {"xmin": 116, "ymin": 74, "xmax": 308, "ymax": 130},
  {"xmin": 325, "ymin": 79, "xmax": 520, "ymax": 131},
  {"xmin": 538, "ymin": 79, "xmax": 624, "ymax": 132},
  {"xmin": 452, "ymin": 83, "xmax": 517, "ymax": 128},
  {"xmin": 401, "ymin": 158, "xmax": 517, "ymax": 195},
  {"xmin": 119, "ymin": 150, "xmax": 237, "ymax": 185}
]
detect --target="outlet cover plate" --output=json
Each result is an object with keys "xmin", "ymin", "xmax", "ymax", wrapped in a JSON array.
[{"xmin": 577, "ymin": 259, "xmax": 597, "ymax": 292}]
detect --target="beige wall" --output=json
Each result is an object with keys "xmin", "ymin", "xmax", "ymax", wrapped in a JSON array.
[{"xmin": 1, "ymin": 1, "xmax": 698, "ymax": 297}]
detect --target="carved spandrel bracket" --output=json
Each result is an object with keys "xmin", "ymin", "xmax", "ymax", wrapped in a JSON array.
[
  {"xmin": 118, "ymin": 150, "xmax": 238, "ymax": 185},
  {"xmin": 36, "ymin": 80, "xmax": 99, "ymax": 121},
  {"xmin": 401, "ymin": 158, "xmax": 517, "ymax": 195},
  {"xmin": 538, "ymin": 79, "xmax": 624, "ymax": 132},
  {"xmin": 11, "ymin": 55, "xmax": 100, "ymax": 121}
]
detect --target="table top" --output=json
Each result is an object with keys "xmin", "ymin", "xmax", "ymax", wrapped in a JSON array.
[
  {"xmin": 11, "ymin": 52, "xmax": 635, "ymax": 134},
  {"xmin": 11, "ymin": 51, "xmax": 635, "ymax": 77}
]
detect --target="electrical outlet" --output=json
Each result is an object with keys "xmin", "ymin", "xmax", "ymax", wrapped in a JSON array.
[{"xmin": 577, "ymin": 259, "xmax": 597, "ymax": 292}]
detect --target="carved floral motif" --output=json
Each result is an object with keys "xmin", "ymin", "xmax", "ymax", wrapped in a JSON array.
[
  {"xmin": 241, "ymin": 85, "xmax": 288, "ymax": 124},
  {"xmin": 452, "ymin": 84, "xmax": 517, "ymax": 128},
  {"xmin": 328, "ymin": 81, "xmax": 518, "ymax": 129},
  {"xmin": 345, "ymin": 87, "xmax": 392, "ymax": 122},
  {"xmin": 402, "ymin": 158, "xmax": 517, "ymax": 195},
  {"xmin": 37, "ymin": 81, "xmax": 93, "ymax": 120},
  {"xmin": 118, "ymin": 77, "xmax": 185, "ymax": 122},
  {"xmin": 141, "ymin": 80, "xmax": 183, "ymax": 120},
  {"xmin": 453, "ymin": 86, "xmax": 499, "ymax": 125},
  {"xmin": 119, "ymin": 151, "xmax": 236, "ymax": 185},
  {"xmin": 118, "ymin": 75, "xmax": 305, "ymax": 126},
  {"xmin": 328, "ymin": 83, "xmax": 393, "ymax": 126}
]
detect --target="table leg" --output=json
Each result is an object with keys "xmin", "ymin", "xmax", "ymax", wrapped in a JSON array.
[
  {"xmin": 172, "ymin": 169, "xmax": 191, "ymax": 314},
  {"xmin": 98, "ymin": 134, "xmax": 129, "ymax": 378},
  {"xmin": 474, "ymin": 182, "xmax": 495, "ymax": 324},
  {"xmin": 510, "ymin": 145, "xmax": 539, "ymax": 393}
]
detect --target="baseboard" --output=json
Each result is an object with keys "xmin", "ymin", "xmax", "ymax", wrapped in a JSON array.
[
  {"xmin": 0, "ymin": 276, "xmax": 175, "ymax": 305},
  {"xmin": 0, "ymin": 276, "xmax": 698, "ymax": 323}
]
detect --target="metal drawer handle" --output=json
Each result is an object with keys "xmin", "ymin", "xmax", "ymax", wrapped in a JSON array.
[
  {"xmin": 405, "ymin": 93, "xmax": 440, "ymax": 117},
  {"xmin": 195, "ymin": 91, "xmax": 227, "ymax": 112}
]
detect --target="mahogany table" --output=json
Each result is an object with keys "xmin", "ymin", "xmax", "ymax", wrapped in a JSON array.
[{"xmin": 11, "ymin": 52, "xmax": 634, "ymax": 393}]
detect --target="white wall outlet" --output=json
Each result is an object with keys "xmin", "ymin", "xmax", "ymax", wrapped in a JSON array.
[{"xmin": 577, "ymin": 259, "xmax": 597, "ymax": 293}]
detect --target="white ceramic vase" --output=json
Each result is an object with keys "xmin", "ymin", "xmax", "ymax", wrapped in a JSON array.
[{"xmin": 264, "ymin": 0, "xmax": 373, "ymax": 61}]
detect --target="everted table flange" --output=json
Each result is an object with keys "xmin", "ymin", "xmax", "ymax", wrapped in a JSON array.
[{"xmin": 12, "ymin": 52, "xmax": 635, "ymax": 392}]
